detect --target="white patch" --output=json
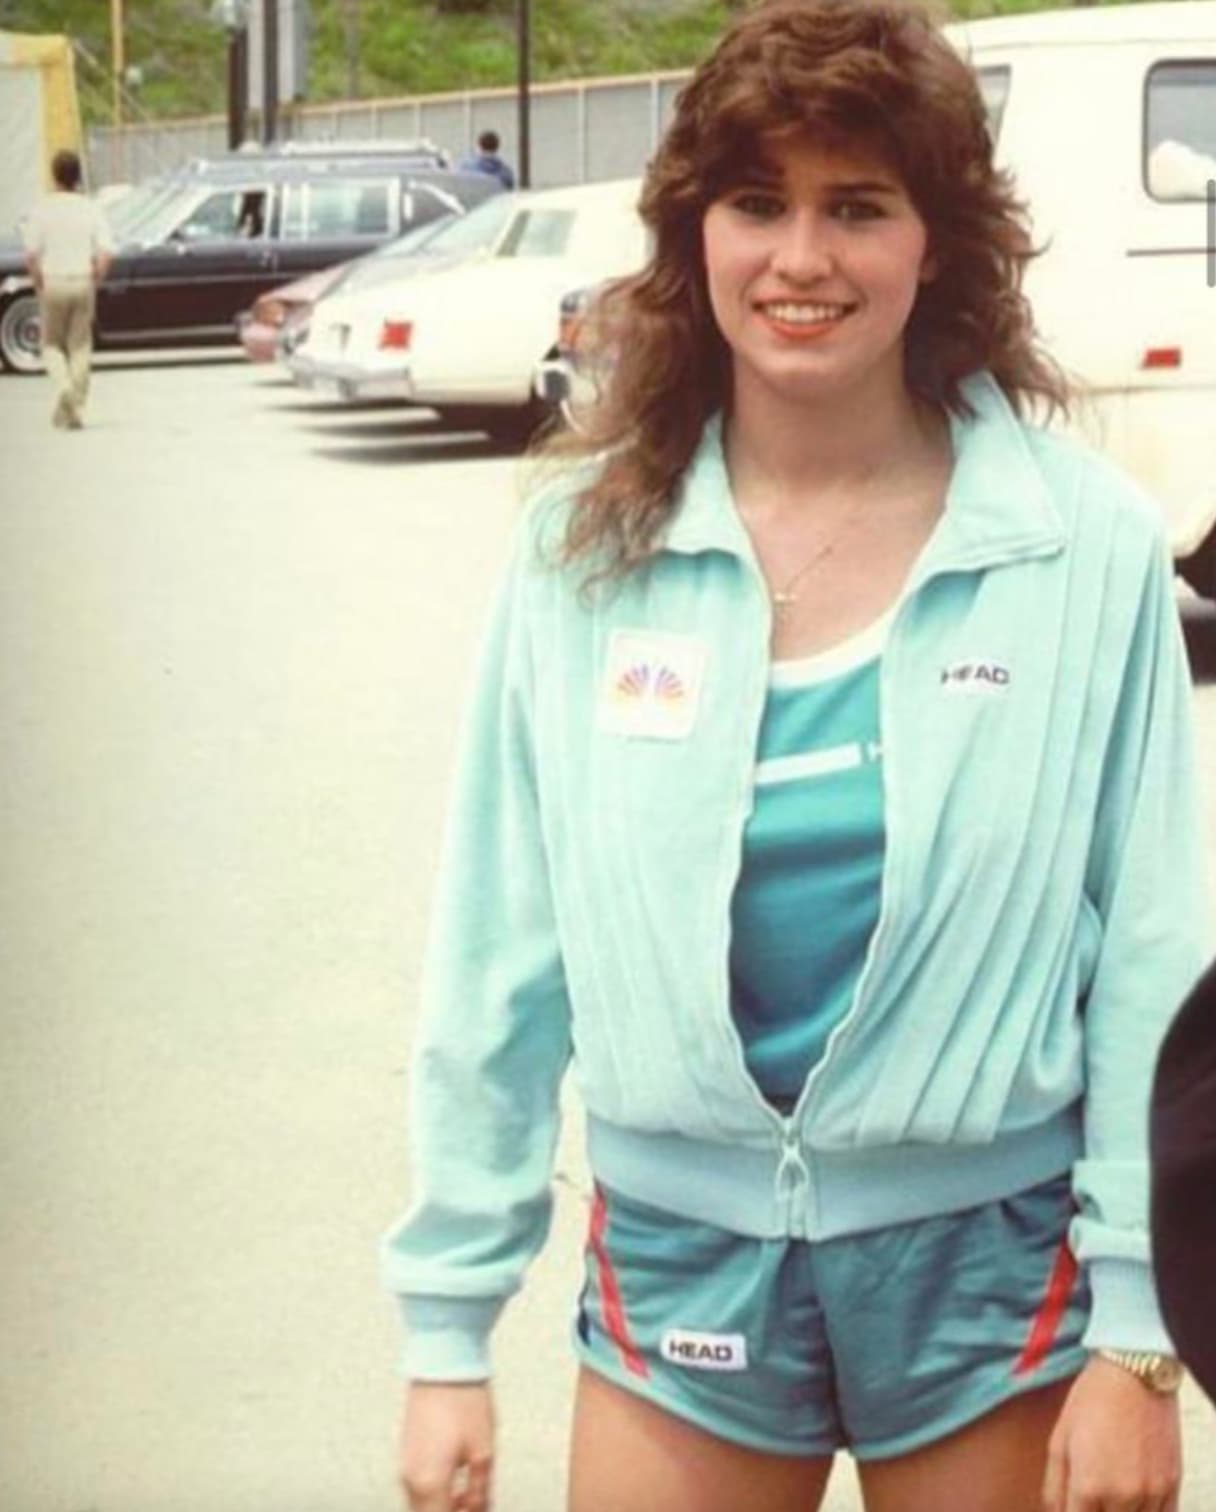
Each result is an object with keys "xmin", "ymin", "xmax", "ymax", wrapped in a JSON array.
[
  {"xmin": 660, "ymin": 1329, "xmax": 749, "ymax": 1372},
  {"xmin": 597, "ymin": 630, "xmax": 707, "ymax": 741},
  {"xmin": 940, "ymin": 660, "xmax": 1011, "ymax": 695}
]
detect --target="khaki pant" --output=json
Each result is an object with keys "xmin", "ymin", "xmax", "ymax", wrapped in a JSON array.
[{"xmin": 40, "ymin": 279, "xmax": 95, "ymax": 427}]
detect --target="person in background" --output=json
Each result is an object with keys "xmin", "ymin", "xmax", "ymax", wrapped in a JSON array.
[
  {"xmin": 385, "ymin": 3, "xmax": 1211, "ymax": 1509},
  {"xmin": 460, "ymin": 130, "xmax": 516, "ymax": 191},
  {"xmin": 21, "ymin": 149, "xmax": 113, "ymax": 430},
  {"xmin": 1151, "ymin": 958, "xmax": 1216, "ymax": 1404}
]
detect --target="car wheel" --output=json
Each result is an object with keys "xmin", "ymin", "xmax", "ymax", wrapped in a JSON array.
[
  {"xmin": 0, "ymin": 292, "xmax": 44, "ymax": 374},
  {"xmin": 1179, "ymin": 528, "xmax": 1216, "ymax": 603}
]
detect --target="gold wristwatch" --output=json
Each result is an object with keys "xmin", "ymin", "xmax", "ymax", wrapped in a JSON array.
[{"xmin": 1096, "ymin": 1349, "xmax": 1184, "ymax": 1394}]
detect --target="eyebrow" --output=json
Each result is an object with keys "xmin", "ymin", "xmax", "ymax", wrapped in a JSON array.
[
  {"xmin": 733, "ymin": 167, "xmax": 901, "ymax": 196},
  {"xmin": 828, "ymin": 180, "xmax": 901, "ymax": 195}
]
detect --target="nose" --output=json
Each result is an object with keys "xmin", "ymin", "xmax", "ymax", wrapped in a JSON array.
[{"xmin": 771, "ymin": 210, "xmax": 834, "ymax": 284}]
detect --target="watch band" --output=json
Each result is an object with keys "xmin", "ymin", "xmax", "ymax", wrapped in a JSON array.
[{"xmin": 1096, "ymin": 1348, "xmax": 1184, "ymax": 1394}]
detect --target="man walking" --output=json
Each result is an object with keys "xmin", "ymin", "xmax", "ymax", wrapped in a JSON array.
[
  {"xmin": 459, "ymin": 130, "xmax": 516, "ymax": 190},
  {"xmin": 21, "ymin": 150, "xmax": 114, "ymax": 429}
]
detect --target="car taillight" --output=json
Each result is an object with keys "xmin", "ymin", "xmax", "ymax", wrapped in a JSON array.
[
  {"xmin": 258, "ymin": 298, "xmax": 287, "ymax": 327},
  {"xmin": 1141, "ymin": 347, "xmax": 1182, "ymax": 370},
  {"xmin": 379, "ymin": 320, "xmax": 413, "ymax": 351}
]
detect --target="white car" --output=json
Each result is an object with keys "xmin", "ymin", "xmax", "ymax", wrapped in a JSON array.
[{"xmin": 288, "ymin": 178, "xmax": 647, "ymax": 440}]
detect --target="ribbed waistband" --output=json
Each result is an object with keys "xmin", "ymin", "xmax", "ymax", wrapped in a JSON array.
[{"xmin": 586, "ymin": 1106, "xmax": 1083, "ymax": 1241}]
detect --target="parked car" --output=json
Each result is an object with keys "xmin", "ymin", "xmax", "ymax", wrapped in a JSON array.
[
  {"xmin": 536, "ymin": 3, "xmax": 1216, "ymax": 598},
  {"xmin": 0, "ymin": 146, "xmax": 503, "ymax": 374},
  {"xmin": 288, "ymin": 178, "xmax": 647, "ymax": 440},
  {"xmin": 237, "ymin": 191, "xmax": 517, "ymax": 364}
]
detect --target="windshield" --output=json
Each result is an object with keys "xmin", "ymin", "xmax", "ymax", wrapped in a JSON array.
[
  {"xmin": 411, "ymin": 192, "xmax": 515, "ymax": 257},
  {"xmin": 332, "ymin": 193, "xmax": 517, "ymax": 297},
  {"xmin": 128, "ymin": 182, "xmax": 209, "ymax": 246},
  {"xmin": 105, "ymin": 177, "xmax": 187, "ymax": 244}
]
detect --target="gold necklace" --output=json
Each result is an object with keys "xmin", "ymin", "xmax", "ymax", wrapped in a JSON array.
[{"xmin": 769, "ymin": 499, "xmax": 867, "ymax": 617}]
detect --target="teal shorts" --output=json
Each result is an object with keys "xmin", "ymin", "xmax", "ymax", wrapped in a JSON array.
[{"xmin": 573, "ymin": 1171, "xmax": 1089, "ymax": 1461}]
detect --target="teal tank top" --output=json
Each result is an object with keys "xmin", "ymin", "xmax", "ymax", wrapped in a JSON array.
[{"xmin": 729, "ymin": 614, "xmax": 888, "ymax": 1109}]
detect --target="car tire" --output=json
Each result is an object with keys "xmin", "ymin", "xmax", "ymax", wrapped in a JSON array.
[
  {"xmin": 1179, "ymin": 528, "xmax": 1216, "ymax": 603},
  {"xmin": 0, "ymin": 292, "xmax": 44, "ymax": 374}
]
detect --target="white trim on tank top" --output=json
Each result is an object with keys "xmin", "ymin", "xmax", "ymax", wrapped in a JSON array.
[{"xmin": 769, "ymin": 603, "xmax": 898, "ymax": 689}]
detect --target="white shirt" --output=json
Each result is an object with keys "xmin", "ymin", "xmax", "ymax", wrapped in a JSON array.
[{"xmin": 21, "ymin": 192, "xmax": 115, "ymax": 281}]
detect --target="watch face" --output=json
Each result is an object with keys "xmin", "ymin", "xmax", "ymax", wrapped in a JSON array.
[{"xmin": 1149, "ymin": 1356, "xmax": 1184, "ymax": 1392}]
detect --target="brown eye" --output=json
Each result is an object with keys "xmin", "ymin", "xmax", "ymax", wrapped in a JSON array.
[{"xmin": 730, "ymin": 191, "xmax": 784, "ymax": 220}]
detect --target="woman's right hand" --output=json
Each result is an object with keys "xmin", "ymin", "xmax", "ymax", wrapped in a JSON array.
[{"xmin": 398, "ymin": 1381, "xmax": 496, "ymax": 1512}]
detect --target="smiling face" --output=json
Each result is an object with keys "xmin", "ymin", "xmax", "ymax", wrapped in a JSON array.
[{"xmin": 701, "ymin": 133, "xmax": 936, "ymax": 414}]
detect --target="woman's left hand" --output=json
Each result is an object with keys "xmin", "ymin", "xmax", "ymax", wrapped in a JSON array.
[{"xmin": 1042, "ymin": 1355, "xmax": 1182, "ymax": 1511}]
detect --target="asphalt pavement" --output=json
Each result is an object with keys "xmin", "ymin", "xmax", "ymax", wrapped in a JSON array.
[{"xmin": 2, "ymin": 355, "xmax": 1214, "ymax": 1512}]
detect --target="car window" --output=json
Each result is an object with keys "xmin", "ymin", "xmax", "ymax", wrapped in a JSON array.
[
  {"xmin": 175, "ymin": 187, "xmax": 270, "ymax": 241},
  {"xmin": 497, "ymin": 209, "xmax": 576, "ymax": 259},
  {"xmin": 1146, "ymin": 61, "xmax": 1216, "ymax": 200},
  {"xmin": 280, "ymin": 179, "xmax": 395, "ymax": 240},
  {"xmin": 976, "ymin": 66, "xmax": 1011, "ymax": 144}
]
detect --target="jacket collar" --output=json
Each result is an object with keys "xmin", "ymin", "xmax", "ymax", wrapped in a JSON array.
[{"xmin": 660, "ymin": 371, "xmax": 1066, "ymax": 573}]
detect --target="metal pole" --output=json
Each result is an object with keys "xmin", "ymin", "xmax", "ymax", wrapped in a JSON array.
[
  {"xmin": 517, "ymin": 0, "xmax": 531, "ymax": 188},
  {"xmin": 262, "ymin": 0, "xmax": 279, "ymax": 145},
  {"xmin": 110, "ymin": 0, "xmax": 124, "ymax": 131},
  {"xmin": 228, "ymin": 25, "xmax": 249, "ymax": 149}
]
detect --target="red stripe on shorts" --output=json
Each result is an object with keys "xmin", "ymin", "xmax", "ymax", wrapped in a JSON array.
[
  {"xmin": 588, "ymin": 1187, "xmax": 650, "ymax": 1379},
  {"xmin": 1014, "ymin": 1236, "xmax": 1079, "ymax": 1376}
]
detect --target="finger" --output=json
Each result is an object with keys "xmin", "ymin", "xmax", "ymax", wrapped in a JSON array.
[
  {"xmin": 452, "ymin": 1458, "xmax": 492, "ymax": 1512},
  {"xmin": 1041, "ymin": 1443, "xmax": 1067, "ymax": 1512}
]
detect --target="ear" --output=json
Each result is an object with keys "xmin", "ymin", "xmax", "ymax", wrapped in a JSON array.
[{"xmin": 919, "ymin": 244, "xmax": 940, "ymax": 284}]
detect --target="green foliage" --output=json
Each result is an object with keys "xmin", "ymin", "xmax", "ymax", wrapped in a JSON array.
[{"xmin": 0, "ymin": 0, "xmax": 1149, "ymax": 126}]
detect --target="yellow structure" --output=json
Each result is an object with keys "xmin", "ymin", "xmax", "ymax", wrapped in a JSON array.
[{"xmin": 0, "ymin": 32, "xmax": 85, "ymax": 231}]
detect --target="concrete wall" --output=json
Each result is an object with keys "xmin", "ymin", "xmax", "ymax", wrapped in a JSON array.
[{"xmin": 86, "ymin": 70, "xmax": 692, "ymax": 188}]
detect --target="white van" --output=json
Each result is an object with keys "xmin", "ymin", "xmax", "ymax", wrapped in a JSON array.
[{"xmin": 949, "ymin": 1, "xmax": 1216, "ymax": 600}]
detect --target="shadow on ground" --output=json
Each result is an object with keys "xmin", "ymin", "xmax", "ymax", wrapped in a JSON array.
[{"xmin": 309, "ymin": 434, "xmax": 516, "ymax": 466}]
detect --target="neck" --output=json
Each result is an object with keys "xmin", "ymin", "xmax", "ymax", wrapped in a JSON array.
[{"xmin": 725, "ymin": 367, "xmax": 942, "ymax": 518}]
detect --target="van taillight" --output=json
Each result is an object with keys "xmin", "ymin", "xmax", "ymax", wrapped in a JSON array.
[
  {"xmin": 1141, "ymin": 347, "xmax": 1181, "ymax": 370},
  {"xmin": 379, "ymin": 321, "xmax": 413, "ymax": 351}
]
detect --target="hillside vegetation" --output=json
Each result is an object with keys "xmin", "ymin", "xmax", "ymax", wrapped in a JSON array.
[{"xmin": 1, "ymin": 0, "xmax": 1144, "ymax": 126}]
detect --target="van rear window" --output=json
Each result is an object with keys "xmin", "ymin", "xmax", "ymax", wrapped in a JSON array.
[
  {"xmin": 1145, "ymin": 61, "xmax": 1216, "ymax": 201},
  {"xmin": 977, "ymin": 66, "xmax": 1011, "ymax": 144}
]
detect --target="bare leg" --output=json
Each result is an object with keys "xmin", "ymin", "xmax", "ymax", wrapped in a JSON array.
[
  {"xmin": 858, "ymin": 1378, "xmax": 1074, "ymax": 1512},
  {"xmin": 567, "ymin": 1367, "xmax": 834, "ymax": 1512}
]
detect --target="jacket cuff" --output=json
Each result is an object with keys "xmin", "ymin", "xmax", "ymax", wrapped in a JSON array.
[
  {"xmin": 395, "ymin": 1294, "xmax": 504, "ymax": 1381},
  {"xmin": 1082, "ymin": 1258, "xmax": 1176, "ymax": 1354}
]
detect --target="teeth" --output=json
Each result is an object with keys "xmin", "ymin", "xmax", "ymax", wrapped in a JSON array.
[{"xmin": 764, "ymin": 302, "xmax": 850, "ymax": 324}]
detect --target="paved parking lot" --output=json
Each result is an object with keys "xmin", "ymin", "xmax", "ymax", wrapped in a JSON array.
[{"xmin": 2, "ymin": 356, "xmax": 1214, "ymax": 1512}]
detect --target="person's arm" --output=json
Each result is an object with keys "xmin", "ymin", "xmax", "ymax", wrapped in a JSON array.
[
  {"xmin": 1044, "ymin": 519, "xmax": 1211, "ymax": 1511},
  {"xmin": 92, "ymin": 203, "xmax": 115, "ymax": 285},
  {"xmin": 382, "ymin": 519, "xmax": 574, "ymax": 1504},
  {"xmin": 20, "ymin": 208, "xmax": 44, "ymax": 293},
  {"xmin": 1071, "ymin": 528, "xmax": 1211, "ymax": 1352}
]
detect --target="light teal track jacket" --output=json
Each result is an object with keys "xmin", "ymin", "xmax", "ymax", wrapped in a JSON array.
[{"xmin": 382, "ymin": 372, "xmax": 1212, "ymax": 1380}]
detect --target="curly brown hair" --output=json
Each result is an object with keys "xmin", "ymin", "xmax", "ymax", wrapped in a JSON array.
[{"xmin": 541, "ymin": 0, "xmax": 1068, "ymax": 579}]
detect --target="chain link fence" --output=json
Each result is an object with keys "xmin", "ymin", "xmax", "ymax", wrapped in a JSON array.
[{"xmin": 87, "ymin": 70, "xmax": 693, "ymax": 188}]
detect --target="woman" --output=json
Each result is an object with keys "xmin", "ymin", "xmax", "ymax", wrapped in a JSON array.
[{"xmin": 384, "ymin": 3, "xmax": 1210, "ymax": 1509}]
